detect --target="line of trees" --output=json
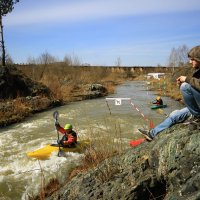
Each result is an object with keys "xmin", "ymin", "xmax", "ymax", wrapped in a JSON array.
[
  {"xmin": 27, "ymin": 51, "xmax": 82, "ymax": 66},
  {"xmin": 168, "ymin": 45, "xmax": 189, "ymax": 68}
]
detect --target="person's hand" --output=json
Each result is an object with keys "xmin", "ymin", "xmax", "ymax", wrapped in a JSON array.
[
  {"xmin": 57, "ymin": 139, "xmax": 61, "ymax": 144},
  {"xmin": 63, "ymin": 140, "xmax": 69, "ymax": 145},
  {"xmin": 176, "ymin": 76, "xmax": 186, "ymax": 85},
  {"xmin": 55, "ymin": 122, "xmax": 60, "ymax": 127}
]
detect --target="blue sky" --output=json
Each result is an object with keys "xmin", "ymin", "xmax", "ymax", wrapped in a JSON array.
[{"xmin": 4, "ymin": 0, "xmax": 200, "ymax": 66}]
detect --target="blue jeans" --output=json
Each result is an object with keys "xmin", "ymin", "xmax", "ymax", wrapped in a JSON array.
[
  {"xmin": 150, "ymin": 107, "xmax": 191, "ymax": 138},
  {"xmin": 180, "ymin": 82, "xmax": 200, "ymax": 118}
]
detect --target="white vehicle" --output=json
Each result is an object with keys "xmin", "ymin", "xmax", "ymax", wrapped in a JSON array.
[{"xmin": 147, "ymin": 73, "xmax": 165, "ymax": 80}]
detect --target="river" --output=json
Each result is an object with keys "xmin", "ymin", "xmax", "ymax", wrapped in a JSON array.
[{"xmin": 0, "ymin": 81, "xmax": 184, "ymax": 199}]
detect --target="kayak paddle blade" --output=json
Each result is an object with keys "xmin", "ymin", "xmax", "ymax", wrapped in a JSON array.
[
  {"xmin": 53, "ymin": 110, "xmax": 59, "ymax": 121},
  {"xmin": 58, "ymin": 149, "xmax": 66, "ymax": 157}
]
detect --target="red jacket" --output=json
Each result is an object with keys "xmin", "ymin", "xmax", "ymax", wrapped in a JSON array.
[{"xmin": 56, "ymin": 125, "xmax": 77, "ymax": 145}]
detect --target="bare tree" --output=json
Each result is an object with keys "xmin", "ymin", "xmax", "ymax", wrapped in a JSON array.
[
  {"xmin": 0, "ymin": 52, "xmax": 13, "ymax": 64},
  {"xmin": 115, "ymin": 57, "xmax": 122, "ymax": 67},
  {"xmin": 0, "ymin": 0, "xmax": 19, "ymax": 66},
  {"xmin": 5, "ymin": 53, "xmax": 13, "ymax": 64},
  {"xmin": 37, "ymin": 51, "xmax": 57, "ymax": 65},
  {"xmin": 71, "ymin": 53, "xmax": 81, "ymax": 66},
  {"xmin": 63, "ymin": 54, "xmax": 72, "ymax": 66},
  {"xmin": 177, "ymin": 45, "xmax": 189, "ymax": 66},
  {"xmin": 168, "ymin": 45, "xmax": 189, "ymax": 69},
  {"xmin": 37, "ymin": 51, "xmax": 58, "ymax": 80},
  {"xmin": 27, "ymin": 56, "xmax": 37, "ymax": 64},
  {"xmin": 168, "ymin": 47, "xmax": 177, "ymax": 71},
  {"xmin": 63, "ymin": 53, "xmax": 81, "ymax": 66}
]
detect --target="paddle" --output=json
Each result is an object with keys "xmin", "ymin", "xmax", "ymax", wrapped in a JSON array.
[
  {"xmin": 156, "ymin": 108, "xmax": 168, "ymax": 117},
  {"xmin": 53, "ymin": 110, "xmax": 64, "ymax": 157}
]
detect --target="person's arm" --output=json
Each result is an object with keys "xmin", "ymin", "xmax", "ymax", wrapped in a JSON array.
[
  {"xmin": 177, "ymin": 69, "xmax": 200, "ymax": 91},
  {"xmin": 55, "ymin": 123, "xmax": 66, "ymax": 134},
  {"xmin": 152, "ymin": 100, "xmax": 157, "ymax": 104},
  {"xmin": 185, "ymin": 76, "xmax": 200, "ymax": 92},
  {"xmin": 176, "ymin": 76, "xmax": 186, "ymax": 86}
]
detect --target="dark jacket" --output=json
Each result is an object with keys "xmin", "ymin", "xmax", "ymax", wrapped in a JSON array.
[
  {"xmin": 152, "ymin": 99, "xmax": 163, "ymax": 105},
  {"xmin": 55, "ymin": 124, "xmax": 77, "ymax": 146},
  {"xmin": 186, "ymin": 68, "xmax": 200, "ymax": 92}
]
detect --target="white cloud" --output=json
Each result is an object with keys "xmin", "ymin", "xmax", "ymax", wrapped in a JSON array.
[{"xmin": 5, "ymin": 0, "xmax": 200, "ymax": 26}]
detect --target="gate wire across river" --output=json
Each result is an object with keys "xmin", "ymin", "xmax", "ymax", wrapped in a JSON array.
[{"xmin": 105, "ymin": 98, "xmax": 154, "ymax": 129}]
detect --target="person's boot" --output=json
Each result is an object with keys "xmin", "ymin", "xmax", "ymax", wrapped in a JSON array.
[{"xmin": 138, "ymin": 129, "xmax": 153, "ymax": 141}]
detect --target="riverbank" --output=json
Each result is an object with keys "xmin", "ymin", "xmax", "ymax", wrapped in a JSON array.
[
  {"xmin": 0, "ymin": 65, "xmax": 126, "ymax": 127},
  {"xmin": 0, "ymin": 83, "xmax": 110, "ymax": 127}
]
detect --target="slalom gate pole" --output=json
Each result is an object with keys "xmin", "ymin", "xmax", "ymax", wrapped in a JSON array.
[
  {"xmin": 105, "ymin": 97, "xmax": 154, "ymax": 129},
  {"xmin": 129, "ymin": 100, "xmax": 154, "ymax": 129},
  {"xmin": 105, "ymin": 99, "xmax": 112, "ymax": 115}
]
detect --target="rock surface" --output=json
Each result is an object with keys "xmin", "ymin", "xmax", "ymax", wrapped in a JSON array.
[{"xmin": 47, "ymin": 123, "xmax": 200, "ymax": 200}]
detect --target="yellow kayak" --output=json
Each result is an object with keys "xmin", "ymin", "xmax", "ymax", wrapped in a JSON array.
[{"xmin": 27, "ymin": 140, "xmax": 90, "ymax": 160}]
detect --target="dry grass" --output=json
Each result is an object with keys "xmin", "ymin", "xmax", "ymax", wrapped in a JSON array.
[
  {"xmin": 68, "ymin": 143, "xmax": 119, "ymax": 181},
  {"xmin": 17, "ymin": 64, "xmax": 127, "ymax": 102},
  {"xmin": 146, "ymin": 76, "xmax": 183, "ymax": 102},
  {"xmin": 17, "ymin": 64, "xmax": 182, "ymax": 103},
  {"xmin": 30, "ymin": 178, "xmax": 61, "ymax": 200},
  {"xmin": 67, "ymin": 121, "xmax": 126, "ymax": 181},
  {"xmin": 0, "ymin": 98, "xmax": 29, "ymax": 119}
]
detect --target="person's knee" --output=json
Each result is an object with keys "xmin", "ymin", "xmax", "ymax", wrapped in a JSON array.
[
  {"xmin": 180, "ymin": 82, "xmax": 190, "ymax": 92},
  {"xmin": 169, "ymin": 110, "xmax": 179, "ymax": 117}
]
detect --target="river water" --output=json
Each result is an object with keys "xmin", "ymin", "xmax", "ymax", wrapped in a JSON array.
[{"xmin": 0, "ymin": 81, "xmax": 184, "ymax": 199}]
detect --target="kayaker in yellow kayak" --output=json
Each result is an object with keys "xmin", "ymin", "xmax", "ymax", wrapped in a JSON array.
[
  {"xmin": 55, "ymin": 123, "xmax": 77, "ymax": 147},
  {"xmin": 152, "ymin": 96, "xmax": 163, "ymax": 105}
]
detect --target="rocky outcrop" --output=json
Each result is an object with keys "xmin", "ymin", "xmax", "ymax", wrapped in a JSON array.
[
  {"xmin": 61, "ymin": 83, "xmax": 108, "ymax": 102},
  {"xmin": 0, "ymin": 65, "xmax": 52, "ymax": 99},
  {"xmin": 84, "ymin": 84, "xmax": 108, "ymax": 98},
  {"xmin": 0, "ymin": 65, "xmax": 61, "ymax": 127},
  {"xmin": 47, "ymin": 124, "xmax": 200, "ymax": 200}
]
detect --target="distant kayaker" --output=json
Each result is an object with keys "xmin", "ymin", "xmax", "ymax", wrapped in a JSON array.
[
  {"xmin": 55, "ymin": 123, "xmax": 77, "ymax": 147},
  {"xmin": 152, "ymin": 96, "xmax": 163, "ymax": 105}
]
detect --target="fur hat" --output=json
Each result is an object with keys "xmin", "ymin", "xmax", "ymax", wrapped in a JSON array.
[{"xmin": 188, "ymin": 45, "xmax": 200, "ymax": 62}]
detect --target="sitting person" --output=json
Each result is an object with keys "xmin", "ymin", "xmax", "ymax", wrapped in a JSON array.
[
  {"xmin": 139, "ymin": 45, "xmax": 200, "ymax": 141},
  {"xmin": 152, "ymin": 96, "xmax": 163, "ymax": 105},
  {"xmin": 176, "ymin": 45, "xmax": 200, "ymax": 130},
  {"xmin": 55, "ymin": 123, "xmax": 77, "ymax": 147}
]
